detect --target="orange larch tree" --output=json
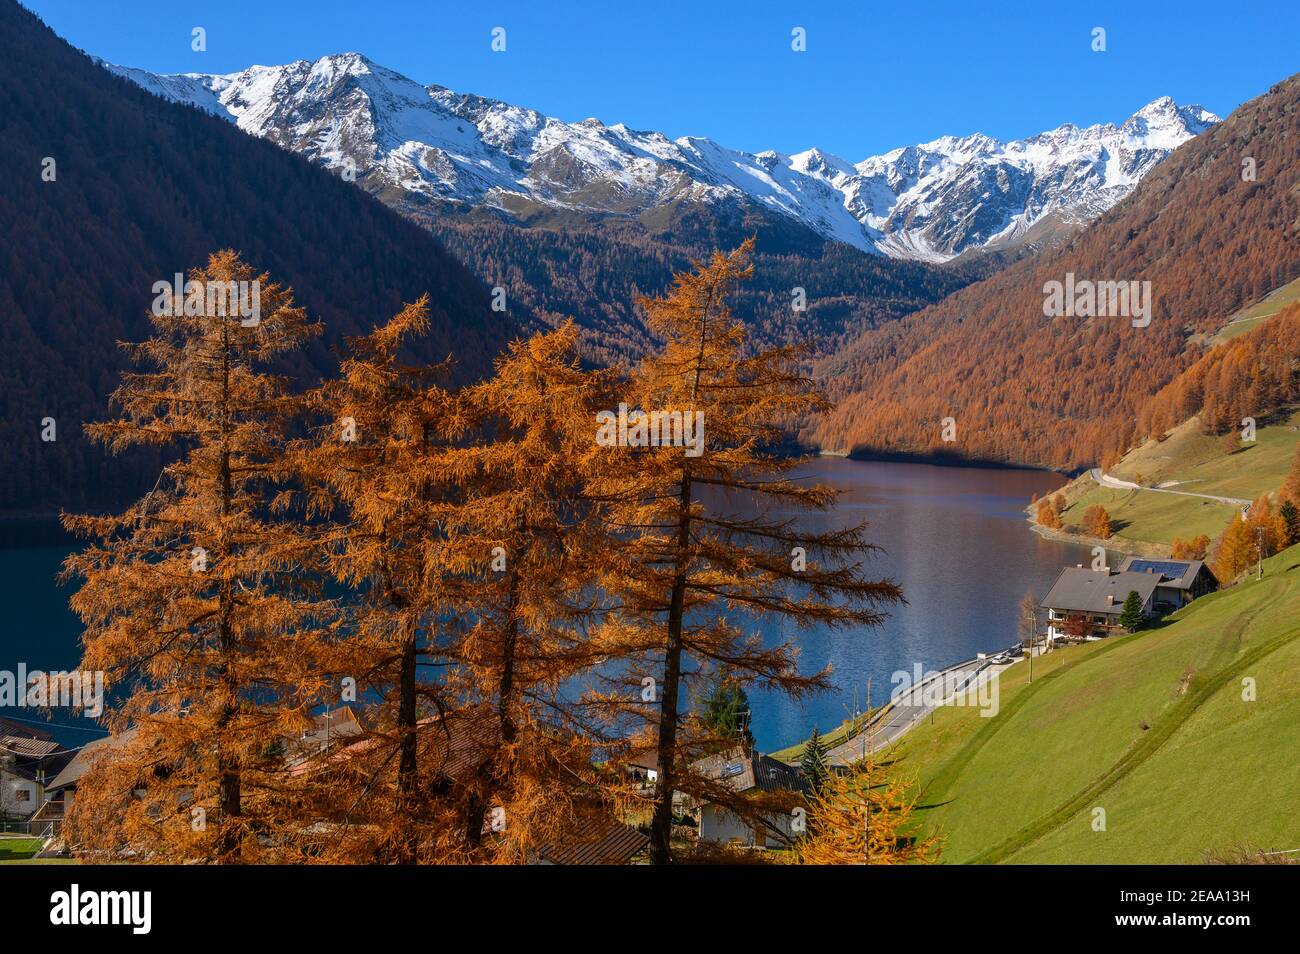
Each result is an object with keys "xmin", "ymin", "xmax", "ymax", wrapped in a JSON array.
[
  {"xmin": 434, "ymin": 321, "xmax": 629, "ymax": 862},
  {"xmin": 1212, "ymin": 512, "xmax": 1255, "ymax": 582},
  {"xmin": 1280, "ymin": 445, "xmax": 1300, "ymax": 509},
  {"xmin": 796, "ymin": 752, "xmax": 940, "ymax": 865},
  {"xmin": 291, "ymin": 296, "xmax": 466, "ymax": 863},
  {"xmin": 589, "ymin": 241, "xmax": 903, "ymax": 864},
  {"xmin": 61, "ymin": 251, "xmax": 329, "ymax": 862}
]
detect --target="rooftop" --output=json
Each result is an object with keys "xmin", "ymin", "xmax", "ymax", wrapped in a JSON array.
[
  {"xmin": 693, "ymin": 747, "xmax": 807, "ymax": 795},
  {"xmin": 1041, "ymin": 567, "xmax": 1160, "ymax": 616},
  {"xmin": 45, "ymin": 732, "xmax": 134, "ymax": 793},
  {"xmin": 0, "ymin": 716, "xmax": 54, "ymax": 741},
  {"xmin": 0, "ymin": 719, "xmax": 74, "ymax": 783},
  {"xmin": 1, "ymin": 735, "xmax": 62, "ymax": 758},
  {"xmin": 537, "ymin": 822, "xmax": 649, "ymax": 866},
  {"xmin": 1117, "ymin": 556, "xmax": 1207, "ymax": 589}
]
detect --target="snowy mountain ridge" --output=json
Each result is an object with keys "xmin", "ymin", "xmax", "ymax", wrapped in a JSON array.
[{"xmin": 106, "ymin": 53, "xmax": 1219, "ymax": 262}]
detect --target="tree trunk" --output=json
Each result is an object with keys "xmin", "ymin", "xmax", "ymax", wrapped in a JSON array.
[
  {"xmin": 214, "ymin": 322, "xmax": 242, "ymax": 862},
  {"xmin": 464, "ymin": 559, "xmax": 522, "ymax": 854},
  {"xmin": 649, "ymin": 280, "xmax": 716, "ymax": 865},
  {"xmin": 498, "ymin": 565, "xmax": 520, "ymax": 747},
  {"xmin": 649, "ymin": 471, "xmax": 692, "ymax": 865},
  {"xmin": 394, "ymin": 619, "xmax": 418, "ymax": 864}
]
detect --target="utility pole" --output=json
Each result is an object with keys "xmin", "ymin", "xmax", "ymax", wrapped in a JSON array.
[
  {"xmin": 1024, "ymin": 608, "xmax": 1036, "ymax": 683},
  {"xmin": 1256, "ymin": 527, "xmax": 1266, "ymax": 581}
]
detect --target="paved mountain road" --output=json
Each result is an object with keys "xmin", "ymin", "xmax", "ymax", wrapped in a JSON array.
[
  {"xmin": 824, "ymin": 659, "xmax": 1010, "ymax": 766},
  {"xmin": 1089, "ymin": 468, "xmax": 1251, "ymax": 507}
]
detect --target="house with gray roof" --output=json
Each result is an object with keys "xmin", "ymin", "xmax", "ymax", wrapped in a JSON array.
[{"xmin": 1040, "ymin": 566, "xmax": 1162, "ymax": 641}]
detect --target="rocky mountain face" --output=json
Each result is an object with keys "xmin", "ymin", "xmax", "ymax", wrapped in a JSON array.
[{"xmin": 109, "ymin": 53, "xmax": 1218, "ymax": 262}]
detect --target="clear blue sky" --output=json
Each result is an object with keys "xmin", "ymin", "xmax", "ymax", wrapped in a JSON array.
[{"xmin": 23, "ymin": 0, "xmax": 1300, "ymax": 159}]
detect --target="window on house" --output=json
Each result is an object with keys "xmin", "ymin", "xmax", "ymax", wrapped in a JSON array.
[{"xmin": 16, "ymin": 789, "xmax": 31, "ymax": 802}]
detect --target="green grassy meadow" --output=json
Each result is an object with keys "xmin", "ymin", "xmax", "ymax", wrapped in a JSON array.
[
  {"xmin": 1111, "ymin": 407, "xmax": 1300, "ymax": 500},
  {"xmin": 1047, "ymin": 407, "xmax": 1300, "ymax": 553},
  {"xmin": 1214, "ymin": 276, "xmax": 1300, "ymax": 343},
  {"xmin": 891, "ymin": 544, "xmax": 1300, "ymax": 864},
  {"xmin": 1062, "ymin": 483, "xmax": 1239, "ymax": 548}
]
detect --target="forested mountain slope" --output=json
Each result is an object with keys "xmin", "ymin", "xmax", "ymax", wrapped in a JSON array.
[
  {"xmin": 0, "ymin": 0, "xmax": 517, "ymax": 513},
  {"xmin": 425, "ymin": 213, "xmax": 990, "ymax": 365},
  {"xmin": 812, "ymin": 74, "xmax": 1300, "ymax": 472}
]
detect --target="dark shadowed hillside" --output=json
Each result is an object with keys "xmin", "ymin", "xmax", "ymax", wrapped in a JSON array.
[
  {"xmin": 0, "ymin": 0, "xmax": 519, "ymax": 513},
  {"xmin": 425, "ymin": 211, "xmax": 993, "ymax": 366},
  {"xmin": 812, "ymin": 73, "xmax": 1300, "ymax": 472}
]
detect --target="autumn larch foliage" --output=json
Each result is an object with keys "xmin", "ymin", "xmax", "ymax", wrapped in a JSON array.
[
  {"xmin": 296, "ymin": 313, "xmax": 627, "ymax": 863},
  {"xmin": 1211, "ymin": 496, "xmax": 1288, "ymax": 583},
  {"xmin": 290, "ymin": 295, "xmax": 462, "ymax": 863},
  {"xmin": 1171, "ymin": 534, "xmax": 1211, "ymax": 560},
  {"xmin": 796, "ymin": 754, "xmax": 940, "ymax": 865},
  {"xmin": 1246, "ymin": 496, "xmax": 1289, "ymax": 556},
  {"xmin": 812, "ymin": 76, "xmax": 1300, "ymax": 473},
  {"xmin": 1212, "ymin": 513, "xmax": 1256, "ymax": 582},
  {"xmin": 61, "ymin": 251, "xmax": 328, "ymax": 863},
  {"xmin": 587, "ymin": 240, "xmax": 903, "ymax": 864},
  {"xmin": 61, "ymin": 244, "xmax": 907, "ymax": 866},
  {"xmin": 1081, "ymin": 504, "xmax": 1113, "ymax": 539},
  {"xmin": 1281, "ymin": 445, "xmax": 1300, "ymax": 509},
  {"xmin": 431, "ymin": 321, "xmax": 627, "ymax": 863},
  {"xmin": 1135, "ymin": 303, "xmax": 1300, "ymax": 449}
]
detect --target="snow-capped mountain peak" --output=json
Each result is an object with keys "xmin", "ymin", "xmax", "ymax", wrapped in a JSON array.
[{"xmin": 106, "ymin": 53, "xmax": 1220, "ymax": 261}]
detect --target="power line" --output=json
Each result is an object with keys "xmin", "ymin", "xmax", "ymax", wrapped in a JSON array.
[{"xmin": 0, "ymin": 712, "xmax": 108, "ymax": 735}]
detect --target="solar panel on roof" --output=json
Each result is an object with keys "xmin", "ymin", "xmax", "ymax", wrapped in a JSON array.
[
  {"xmin": 1128, "ymin": 560, "xmax": 1189, "ymax": 578},
  {"xmin": 721, "ymin": 762, "xmax": 745, "ymax": 779}
]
